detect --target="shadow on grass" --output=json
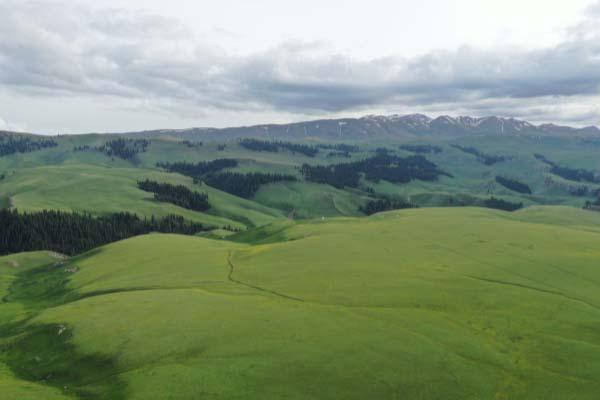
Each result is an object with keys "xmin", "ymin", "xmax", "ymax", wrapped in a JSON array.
[{"xmin": 0, "ymin": 252, "xmax": 126, "ymax": 400}]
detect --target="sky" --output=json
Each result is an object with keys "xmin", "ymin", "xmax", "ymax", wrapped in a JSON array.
[{"xmin": 0, "ymin": 0, "xmax": 599, "ymax": 134}]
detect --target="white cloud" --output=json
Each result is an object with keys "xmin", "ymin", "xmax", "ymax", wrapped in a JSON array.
[
  {"xmin": 587, "ymin": 0, "xmax": 600, "ymax": 15},
  {"xmin": 0, "ymin": 0, "xmax": 599, "ymax": 132},
  {"xmin": 0, "ymin": 115, "xmax": 27, "ymax": 132}
]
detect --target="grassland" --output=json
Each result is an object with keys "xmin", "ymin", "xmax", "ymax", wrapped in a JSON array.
[
  {"xmin": 0, "ymin": 251, "xmax": 72, "ymax": 400},
  {"xmin": 0, "ymin": 164, "xmax": 284, "ymax": 230},
  {"xmin": 254, "ymin": 181, "xmax": 371, "ymax": 218},
  {"xmin": 2, "ymin": 132, "xmax": 599, "ymax": 225},
  {"xmin": 2, "ymin": 207, "xmax": 600, "ymax": 399},
  {"xmin": 3, "ymin": 131, "xmax": 600, "ymax": 398}
]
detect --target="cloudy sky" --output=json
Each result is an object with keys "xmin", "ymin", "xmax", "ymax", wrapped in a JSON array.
[{"xmin": 0, "ymin": 0, "xmax": 599, "ymax": 134}]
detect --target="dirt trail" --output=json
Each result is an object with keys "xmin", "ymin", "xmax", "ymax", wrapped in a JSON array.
[{"xmin": 226, "ymin": 251, "xmax": 304, "ymax": 302}]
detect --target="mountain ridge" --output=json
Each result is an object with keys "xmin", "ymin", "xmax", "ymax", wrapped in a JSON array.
[
  {"xmin": 128, "ymin": 114, "xmax": 600, "ymax": 141},
  {"xmin": 3, "ymin": 114, "xmax": 599, "ymax": 140}
]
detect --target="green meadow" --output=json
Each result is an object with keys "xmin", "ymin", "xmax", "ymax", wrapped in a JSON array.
[
  {"xmin": 3, "ymin": 131, "xmax": 600, "ymax": 398},
  {"xmin": 2, "ymin": 207, "xmax": 600, "ymax": 399},
  {"xmin": 2, "ymin": 133, "xmax": 600, "ymax": 228},
  {"xmin": 0, "ymin": 164, "xmax": 283, "ymax": 230}
]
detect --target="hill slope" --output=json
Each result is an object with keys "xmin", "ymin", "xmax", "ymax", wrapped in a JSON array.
[
  {"xmin": 3, "ymin": 122, "xmax": 600, "ymax": 225},
  {"xmin": 2, "ymin": 207, "xmax": 600, "ymax": 399}
]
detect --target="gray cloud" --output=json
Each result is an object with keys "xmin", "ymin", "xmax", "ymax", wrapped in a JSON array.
[
  {"xmin": 587, "ymin": 1, "xmax": 600, "ymax": 15},
  {"xmin": 0, "ymin": 115, "xmax": 27, "ymax": 131},
  {"xmin": 0, "ymin": 0, "xmax": 600, "ymax": 127}
]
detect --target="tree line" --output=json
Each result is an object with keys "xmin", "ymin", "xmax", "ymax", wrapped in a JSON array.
[
  {"xmin": 583, "ymin": 187, "xmax": 600, "ymax": 210},
  {"xmin": 317, "ymin": 143, "xmax": 360, "ymax": 153},
  {"xmin": 157, "ymin": 159, "xmax": 238, "ymax": 178},
  {"xmin": 239, "ymin": 139, "xmax": 319, "ymax": 157},
  {"xmin": 300, "ymin": 154, "xmax": 450, "ymax": 189},
  {"xmin": 327, "ymin": 151, "xmax": 351, "ymax": 158},
  {"xmin": 203, "ymin": 172, "xmax": 297, "ymax": 198},
  {"xmin": 451, "ymin": 144, "xmax": 507, "ymax": 165},
  {"xmin": 495, "ymin": 176, "xmax": 532, "ymax": 194},
  {"xmin": 0, "ymin": 135, "xmax": 58, "ymax": 157},
  {"xmin": 570, "ymin": 186, "xmax": 590, "ymax": 197},
  {"xmin": 483, "ymin": 197, "xmax": 523, "ymax": 212},
  {"xmin": 375, "ymin": 147, "xmax": 393, "ymax": 155},
  {"xmin": 157, "ymin": 158, "xmax": 295, "ymax": 198},
  {"xmin": 181, "ymin": 140, "xmax": 203, "ymax": 148},
  {"xmin": 535, "ymin": 154, "xmax": 600, "ymax": 184},
  {"xmin": 74, "ymin": 138, "xmax": 150, "ymax": 161},
  {"xmin": 0, "ymin": 209, "xmax": 207, "ymax": 256},
  {"xmin": 584, "ymin": 199, "xmax": 600, "ymax": 210},
  {"xmin": 359, "ymin": 197, "xmax": 417, "ymax": 215},
  {"xmin": 400, "ymin": 144, "xmax": 443, "ymax": 154},
  {"xmin": 138, "ymin": 179, "xmax": 210, "ymax": 212}
]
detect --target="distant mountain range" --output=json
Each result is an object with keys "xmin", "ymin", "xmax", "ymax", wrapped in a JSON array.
[
  {"xmin": 130, "ymin": 114, "xmax": 600, "ymax": 141},
  {"xmin": 4, "ymin": 114, "xmax": 598, "ymax": 140}
]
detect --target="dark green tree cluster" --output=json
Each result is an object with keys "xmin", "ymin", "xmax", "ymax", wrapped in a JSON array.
[
  {"xmin": 158, "ymin": 159, "xmax": 292, "ymax": 199},
  {"xmin": 375, "ymin": 147, "xmax": 392, "ymax": 155},
  {"xmin": 584, "ymin": 198, "xmax": 600, "ymax": 210},
  {"xmin": 360, "ymin": 197, "xmax": 417, "ymax": 215},
  {"xmin": 327, "ymin": 151, "xmax": 351, "ymax": 158},
  {"xmin": 300, "ymin": 154, "xmax": 450, "ymax": 189},
  {"xmin": 0, "ymin": 135, "xmax": 57, "ymax": 157},
  {"xmin": 534, "ymin": 154, "xmax": 600, "ymax": 183},
  {"xmin": 0, "ymin": 209, "xmax": 206, "ymax": 256},
  {"xmin": 204, "ymin": 172, "xmax": 296, "ymax": 198},
  {"xmin": 181, "ymin": 140, "xmax": 203, "ymax": 148},
  {"xmin": 98, "ymin": 138, "xmax": 150, "ymax": 160},
  {"xmin": 451, "ymin": 145, "xmax": 506, "ymax": 165},
  {"xmin": 239, "ymin": 139, "xmax": 279, "ymax": 152},
  {"xmin": 239, "ymin": 139, "xmax": 319, "ymax": 157},
  {"xmin": 137, "ymin": 179, "xmax": 210, "ymax": 212},
  {"xmin": 317, "ymin": 143, "xmax": 359, "ymax": 152},
  {"xmin": 569, "ymin": 186, "xmax": 590, "ymax": 197},
  {"xmin": 495, "ymin": 176, "xmax": 532, "ymax": 194},
  {"xmin": 300, "ymin": 162, "xmax": 361, "ymax": 188},
  {"xmin": 73, "ymin": 145, "xmax": 92, "ymax": 152},
  {"xmin": 483, "ymin": 197, "xmax": 523, "ymax": 212},
  {"xmin": 583, "ymin": 188, "xmax": 600, "ymax": 209},
  {"xmin": 400, "ymin": 144, "xmax": 443, "ymax": 154},
  {"xmin": 157, "ymin": 159, "xmax": 238, "ymax": 178},
  {"xmin": 74, "ymin": 139, "xmax": 150, "ymax": 161},
  {"xmin": 362, "ymin": 155, "xmax": 450, "ymax": 183}
]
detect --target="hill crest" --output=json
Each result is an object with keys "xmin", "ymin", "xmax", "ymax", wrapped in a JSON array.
[{"xmin": 123, "ymin": 114, "xmax": 600, "ymax": 141}]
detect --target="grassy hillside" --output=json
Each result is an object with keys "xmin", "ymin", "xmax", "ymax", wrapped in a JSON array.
[
  {"xmin": 254, "ymin": 181, "xmax": 371, "ymax": 218},
  {"xmin": 0, "ymin": 251, "xmax": 72, "ymax": 400},
  {"xmin": 2, "ymin": 132, "xmax": 600, "ymax": 224},
  {"xmin": 0, "ymin": 164, "xmax": 284, "ymax": 229},
  {"xmin": 2, "ymin": 207, "xmax": 600, "ymax": 399}
]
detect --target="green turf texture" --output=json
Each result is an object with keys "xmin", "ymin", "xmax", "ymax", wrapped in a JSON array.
[
  {"xmin": 2, "ymin": 207, "xmax": 600, "ymax": 399},
  {"xmin": 0, "ymin": 164, "xmax": 284, "ymax": 230},
  {"xmin": 2, "ymin": 133, "xmax": 600, "ymax": 225}
]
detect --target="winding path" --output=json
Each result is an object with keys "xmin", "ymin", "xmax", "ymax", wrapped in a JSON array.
[{"xmin": 226, "ymin": 251, "xmax": 304, "ymax": 302}]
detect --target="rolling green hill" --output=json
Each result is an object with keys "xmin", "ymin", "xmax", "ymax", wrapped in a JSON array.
[
  {"xmin": 0, "ymin": 164, "xmax": 284, "ymax": 230},
  {"xmin": 3, "ymin": 130, "xmax": 600, "ymax": 223},
  {"xmin": 2, "ymin": 207, "xmax": 600, "ymax": 399},
  {"xmin": 3, "ymin": 125, "xmax": 600, "ymax": 399},
  {"xmin": 3, "ymin": 128, "xmax": 600, "ymax": 229}
]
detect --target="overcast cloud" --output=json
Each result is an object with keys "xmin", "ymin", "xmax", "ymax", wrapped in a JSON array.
[{"xmin": 0, "ymin": 0, "xmax": 599, "ymax": 133}]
